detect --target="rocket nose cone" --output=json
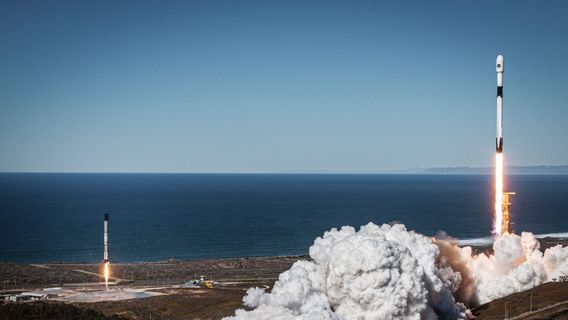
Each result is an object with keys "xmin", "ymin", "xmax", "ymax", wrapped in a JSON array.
[{"xmin": 496, "ymin": 55, "xmax": 504, "ymax": 72}]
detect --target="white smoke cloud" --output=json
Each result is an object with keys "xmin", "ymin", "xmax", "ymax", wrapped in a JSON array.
[
  {"xmin": 225, "ymin": 223, "xmax": 468, "ymax": 320},
  {"xmin": 224, "ymin": 223, "xmax": 568, "ymax": 320},
  {"xmin": 453, "ymin": 231, "xmax": 568, "ymax": 304}
]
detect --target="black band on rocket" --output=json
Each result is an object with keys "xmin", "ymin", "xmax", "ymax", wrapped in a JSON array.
[
  {"xmin": 497, "ymin": 86, "xmax": 503, "ymax": 97},
  {"xmin": 496, "ymin": 137, "xmax": 503, "ymax": 153}
]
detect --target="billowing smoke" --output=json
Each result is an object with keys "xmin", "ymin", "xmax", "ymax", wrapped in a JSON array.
[
  {"xmin": 451, "ymin": 231, "xmax": 568, "ymax": 304},
  {"xmin": 225, "ymin": 223, "xmax": 469, "ymax": 319},
  {"xmin": 224, "ymin": 222, "xmax": 568, "ymax": 320}
]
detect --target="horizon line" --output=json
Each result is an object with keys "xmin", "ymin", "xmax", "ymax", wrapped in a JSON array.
[{"xmin": 1, "ymin": 164, "xmax": 568, "ymax": 175}]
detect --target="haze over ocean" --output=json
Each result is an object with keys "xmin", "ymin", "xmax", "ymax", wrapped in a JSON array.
[{"xmin": 1, "ymin": 173, "xmax": 567, "ymax": 263}]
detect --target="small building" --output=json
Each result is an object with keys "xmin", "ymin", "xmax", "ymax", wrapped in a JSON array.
[{"xmin": 4, "ymin": 289, "xmax": 60, "ymax": 303}]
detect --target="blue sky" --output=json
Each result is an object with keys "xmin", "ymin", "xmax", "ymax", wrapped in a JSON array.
[{"xmin": 1, "ymin": 0, "xmax": 567, "ymax": 172}]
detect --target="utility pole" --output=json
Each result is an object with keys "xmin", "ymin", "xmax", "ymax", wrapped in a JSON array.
[
  {"xmin": 504, "ymin": 301, "xmax": 509, "ymax": 320},
  {"xmin": 530, "ymin": 294, "xmax": 533, "ymax": 313}
]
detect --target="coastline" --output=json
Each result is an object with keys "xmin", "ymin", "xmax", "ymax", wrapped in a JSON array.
[
  {"xmin": 2, "ymin": 237, "xmax": 568, "ymax": 319},
  {"xmin": 2, "ymin": 236, "xmax": 568, "ymax": 290}
]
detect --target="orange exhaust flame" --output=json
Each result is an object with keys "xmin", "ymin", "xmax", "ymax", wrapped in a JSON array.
[
  {"xmin": 494, "ymin": 153, "xmax": 504, "ymax": 235},
  {"xmin": 104, "ymin": 262, "xmax": 110, "ymax": 290}
]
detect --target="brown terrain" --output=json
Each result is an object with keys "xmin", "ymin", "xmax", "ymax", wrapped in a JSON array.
[
  {"xmin": 0, "ymin": 256, "xmax": 300, "ymax": 319},
  {"xmin": 472, "ymin": 282, "xmax": 568, "ymax": 319},
  {"xmin": 85, "ymin": 288, "xmax": 247, "ymax": 320},
  {"xmin": 1, "ymin": 238, "xmax": 567, "ymax": 319}
]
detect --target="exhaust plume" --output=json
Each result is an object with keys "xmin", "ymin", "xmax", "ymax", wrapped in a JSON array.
[
  {"xmin": 224, "ymin": 223, "xmax": 568, "ymax": 319},
  {"xmin": 494, "ymin": 153, "xmax": 504, "ymax": 235},
  {"xmin": 450, "ymin": 231, "xmax": 568, "ymax": 304},
  {"xmin": 225, "ymin": 223, "xmax": 469, "ymax": 320}
]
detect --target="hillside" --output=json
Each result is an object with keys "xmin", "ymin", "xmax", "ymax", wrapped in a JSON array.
[{"xmin": 472, "ymin": 281, "xmax": 568, "ymax": 319}]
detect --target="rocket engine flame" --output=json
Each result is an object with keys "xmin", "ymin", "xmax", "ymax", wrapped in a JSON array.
[
  {"xmin": 104, "ymin": 262, "xmax": 110, "ymax": 290},
  {"xmin": 494, "ymin": 153, "xmax": 505, "ymax": 235}
]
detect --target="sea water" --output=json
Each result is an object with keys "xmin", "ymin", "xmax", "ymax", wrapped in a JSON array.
[{"xmin": 1, "ymin": 173, "xmax": 567, "ymax": 263}]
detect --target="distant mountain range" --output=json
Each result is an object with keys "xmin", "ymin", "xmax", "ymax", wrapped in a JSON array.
[
  {"xmin": 280, "ymin": 165, "xmax": 568, "ymax": 175},
  {"xmin": 398, "ymin": 165, "xmax": 568, "ymax": 175}
]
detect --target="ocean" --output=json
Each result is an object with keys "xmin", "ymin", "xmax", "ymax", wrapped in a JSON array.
[{"xmin": 1, "ymin": 173, "xmax": 567, "ymax": 263}]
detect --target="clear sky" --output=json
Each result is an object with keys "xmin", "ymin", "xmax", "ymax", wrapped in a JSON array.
[{"xmin": 1, "ymin": 0, "xmax": 567, "ymax": 173}]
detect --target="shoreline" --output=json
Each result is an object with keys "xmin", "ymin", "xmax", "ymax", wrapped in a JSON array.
[
  {"xmin": 2, "ymin": 236, "xmax": 567, "ymax": 292},
  {"xmin": 0, "ymin": 255, "xmax": 303, "ymax": 292},
  {"xmin": 3, "ymin": 232, "xmax": 568, "ymax": 266}
]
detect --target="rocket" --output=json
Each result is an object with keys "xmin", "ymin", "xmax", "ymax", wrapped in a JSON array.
[
  {"xmin": 103, "ymin": 214, "xmax": 109, "ymax": 262},
  {"xmin": 496, "ymin": 54, "xmax": 504, "ymax": 153}
]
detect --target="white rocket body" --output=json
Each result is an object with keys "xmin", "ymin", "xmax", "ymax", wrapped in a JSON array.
[
  {"xmin": 496, "ymin": 55, "xmax": 504, "ymax": 153},
  {"xmin": 103, "ymin": 214, "xmax": 109, "ymax": 262}
]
